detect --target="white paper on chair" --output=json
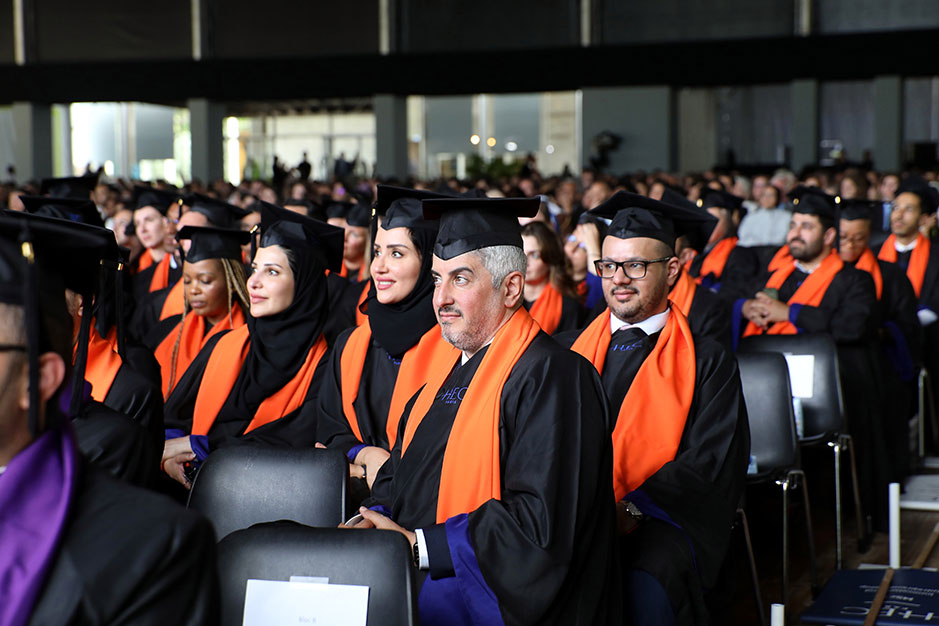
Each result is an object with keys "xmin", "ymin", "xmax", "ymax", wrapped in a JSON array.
[
  {"xmin": 783, "ymin": 353, "xmax": 815, "ymax": 399},
  {"xmin": 242, "ymin": 579, "xmax": 369, "ymax": 626}
]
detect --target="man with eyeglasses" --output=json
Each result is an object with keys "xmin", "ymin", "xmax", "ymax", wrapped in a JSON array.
[
  {"xmin": 839, "ymin": 198, "xmax": 921, "ymax": 484},
  {"xmin": 559, "ymin": 191, "xmax": 749, "ymax": 626}
]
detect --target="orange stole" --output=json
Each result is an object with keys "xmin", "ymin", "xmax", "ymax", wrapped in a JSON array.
[
  {"xmin": 401, "ymin": 308, "xmax": 540, "ymax": 523},
  {"xmin": 853, "ymin": 248, "xmax": 883, "ymax": 300},
  {"xmin": 340, "ymin": 262, "xmax": 368, "ymax": 283},
  {"xmin": 571, "ymin": 305, "xmax": 696, "ymax": 501},
  {"xmin": 696, "ymin": 237, "xmax": 738, "ymax": 283},
  {"xmin": 768, "ymin": 245, "xmax": 793, "ymax": 272},
  {"xmin": 159, "ymin": 280, "xmax": 185, "ymax": 321},
  {"xmin": 148, "ymin": 253, "xmax": 173, "ymax": 293},
  {"xmin": 355, "ymin": 282, "xmax": 369, "ymax": 326},
  {"xmin": 878, "ymin": 234, "xmax": 930, "ymax": 298},
  {"xmin": 82, "ymin": 327, "xmax": 124, "ymax": 402},
  {"xmin": 191, "ymin": 326, "xmax": 328, "ymax": 436},
  {"xmin": 669, "ymin": 270, "xmax": 698, "ymax": 317},
  {"xmin": 154, "ymin": 304, "xmax": 246, "ymax": 399},
  {"xmin": 339, "ymin": 320, "xmax": 459, "ymax": 447},
  {"xmin": 527, "ymin": 282, "xmax": 564, "ymax": 334},
  {"xmin": 136, "ymin": 248, "xmax": 155, "ymax": 273},
  {"xmin": 744, "ymin": 251, "xmax": 844, "ymax": 337}
]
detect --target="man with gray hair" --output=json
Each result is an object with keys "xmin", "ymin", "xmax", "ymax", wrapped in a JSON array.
[{"xmin": 351, "ymin": 197, "xmax": 618, "ymax": 625}]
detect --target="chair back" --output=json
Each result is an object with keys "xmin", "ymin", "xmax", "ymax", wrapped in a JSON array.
[
  {"xmin": 187, "ymin": 446, "xmax": 348, "ymax": 541},
  {"xmin": 217, "ymin": 523, "xmax": 418, "ymax": 626},
  {"xmin": 739, "ymin": 333, "xmax": 844, "ymax": 442},
  {"xmin": 736, "ymin": 352, "xmax": 799, "ymax": 478}
]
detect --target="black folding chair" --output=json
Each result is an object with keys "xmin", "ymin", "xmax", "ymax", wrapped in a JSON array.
[
  {"xmin": 217, "ymin": 522, "xmax": 419, "ymax": 626},
  {"xmin": 739, "ymin": 333, "xmax": 865, "ymax": 570},
  {"xmin": 187, "ymin": 445, "xmax": 348, "ymax": 541},
  {"xmin": 737, "ymin": 352, "xmax": 819, "ymax": 616}
]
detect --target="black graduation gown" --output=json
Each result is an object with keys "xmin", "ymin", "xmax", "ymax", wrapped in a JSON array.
[
  {"xmin": 28, "ymin": 465, "xmax": 218, "ymax": 625},
  {"xmin": 317, "ymin": 327, "xmax": 401, "ymax": 456},
  {"xmin": 131, "ymin": 256, "xmax": 182, "ymax": 304},
  {"xmin": 323, "ymin": 273, "xmax": 361, "ymax": 347},
  {"xmin": 102, "ymin": 363, "xmax": 164, "ymax": 458},
  {"xmin": 688, "ymin": 242, "xmax": 760, "ymax": 302},
  {"xmin": 130, "ymin": 284, "xmax": 173, "ymax": 344},
  {"xmin": 73, "ymin": 401, "xmax": 158, "ymax": 488},
  {"xmin": 368, "ymin": 333, "xmax": 619, "ymax": 626},
  {"xmin": 586, "ymin": 326, "xmax": 748, "ymax": 624},
  {"xmin": 163, "ymin": 333, "xmax": 328, "ymax": 451},
  {"xmin": 522, "ymin": 293, "xmax": 585, "ymax": 335},
  {"xmin": 687, "ymin": 286, "xmax": 733, "ymax": 352}
]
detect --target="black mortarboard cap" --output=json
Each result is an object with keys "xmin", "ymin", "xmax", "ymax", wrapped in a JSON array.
[
  {"xmin": 660, "ymin": 188, "xmax": 718, "ymax": 252},
  {"xmin": 897, "ymin": 177, "xmax": 939, "ymax": 214},
  {"xmin": 422, "ymin": 197, "xmax": 540, "ymax": 260},
  {"xmin": 185, "ymin": 193, "xmax": 249, "ymax": 228},
  {"xmin": 374, "ymin": 185, "xmax": 449, "ymax": 231},
  {"xmin": 697, "ymin": 188, "xmax": 744, "ymax": 211},
  {"xmin": 258, "ymin": 201, "xmax": 344, "ymax": 273},
  {"xmin": 589, "ymin": 191, "xmax": 717, "ymax": 250},
  {"xmin": 326, "ymin": 201, "xmax": 354, "ymax": 220},
  {"xmin": 838, "ymin": 198, "xmax": 879, "ymax": 222},
  {"xmin": 789, "ymin": 185, "xmax": 838, "ymax": 220},
  {"xmin": 134, "ymin": 185, "xmax": 180, "ymax": 215},
  {"xmin": 40, "ymin": 174, "xmax": 99, "ymax": 198},
  {"xmin": 346, "ymin": 203, "xmax": 371, "ymax": 228},
  {"xmin": 19, "ymin": 195, "xmax": 105, "ymax": 228},
  {"xmin": 177, "ymin": 226, "xmax": 251, "ymax": 264}
]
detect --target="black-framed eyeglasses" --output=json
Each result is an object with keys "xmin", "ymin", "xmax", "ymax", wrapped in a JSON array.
[
  {"xmin": 0, "ymin": 344, "xmax": 26, "ymax": 352},
  {"xmin": 594, "ymin": 256, "xmax": 672, "ymax": 280}
]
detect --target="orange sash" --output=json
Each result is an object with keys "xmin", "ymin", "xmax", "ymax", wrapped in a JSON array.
[
  {"xmin": 401, "ymin": 308, "xmax": 540, "ymax": 523},
  {"xmin": 744, "ymin": 251, "xmax": 844, "ymax": 337},
  {"xmin": 81, "ymin": 327, "xmax": 124, "ymax": 402},
  {"xmin": 696, "ymin": 237, "xmax": 738, "ymax": 283},
  {"xmin": 572, "ymin": 305, "xmax": 696, "ymax": 500},
  {"xmin": 136, "ymin": 248, "xmax": 155, "ymax": 273},
  {"xmin": 878, "ymin": 233, "xmax": 930, "ymax": 298},
  {"xmin": 159, "ymin": 280, "xmax": 185, "ymax": 321},
  {"xmin": 340, "ymin": 320, "xmax": 459, "ymax": 447},
  {"xmin": 340, "ymin": 262, "xmax": 368, "ymax": 283},
  {"xmin": 154, "ymin": 304, "xmax": 246, "ymax": 399},
  {"xmin": 148, "ymin": 253, "xmax": 173, "ymax": 293},
  {"xmin": 191, "ymin": 325, "xmax": 328, "ymax": 436},
  {"xmin": 669, "ymin": 269, "xmax": 697, "ymax": 316},
  {"xmin": 853, "ymin": 248, "xmax": 883, "ymax": 300},
  {"xmin": 768, "ymin": 245, "xmax": 793, "ymax": 272},
  {"xmin": 528, "ymin": 282, "xmax": 564, "ymax": 335},
  {"xmin": 355, "ymin": 282, "xmax": 369, "ymax": 326}
]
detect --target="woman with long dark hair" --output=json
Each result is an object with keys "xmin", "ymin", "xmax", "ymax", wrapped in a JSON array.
[{"xmin": 521, "ymin": 221, "xmax": 584, "ymax": 334}]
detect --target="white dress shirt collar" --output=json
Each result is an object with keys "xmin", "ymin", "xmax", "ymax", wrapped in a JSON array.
[{"xmin": 610, "ymin": 308, "xmax": 670, "ymax": 336}]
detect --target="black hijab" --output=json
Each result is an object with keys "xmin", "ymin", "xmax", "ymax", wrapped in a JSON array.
[
  {"xmin": 363, "ymin": 187, "xmax": 448, "ymax": 356},
  {"xmin": 217, "ymin": 202, "xmax": 343, "ymax": 422}
]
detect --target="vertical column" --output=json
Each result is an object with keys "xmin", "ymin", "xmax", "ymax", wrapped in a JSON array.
[
  {"xmin": 791, "ymin": 79, "xmax": 819, "ymax": 172},
  {"xmin": 11, "ymin": 102, "xmax": 52, "ymax": 182},
  {"xmin": 873, "ymin": 75, "xmax": 903, "ymax": 172},
  {"xmin": 374, "ymin": 94, "xmax": 408, "ymax": 181},
  {"xmin": 580, "ymin": 86, "xmax": 674, "ymax": 173},
  {"xmin": 678, "ymin": 88, "xmax": 717, "ymax": 172},
  {"xmin": 188, "ymin": 98, "xmax": 224, "ymax": 183}
]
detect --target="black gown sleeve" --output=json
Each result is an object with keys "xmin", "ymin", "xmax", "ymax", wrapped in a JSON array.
[
  {"xmin": 793, "ymin": 267, "xmax": 877, "ymax": 343},
  {"xmin": 73, "ymin": 402, "xmax": 158, "ymax": 488},
  {"xmin": 103, "ymin": 365, "xmax": 164, "ymax": 458},
  {"xmin": 688, "ymin": 287, "xmax": 733, "ymax": 352},
  {"xmin": 555, "ymin": 294, "xmax": 586, "ymax": 334},
  {"xmin": 315, "ymin": 329, "xmax": 363, "ymax": 455},
  {"xmin": 880, "ymin": 261, "xmax": 923, "ymax": 365}
]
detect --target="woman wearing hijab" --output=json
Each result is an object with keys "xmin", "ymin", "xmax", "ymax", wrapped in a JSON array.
[
  {"xmin": 317, "ymin": 186, "xmax": 456, "ymax": 488},
  {"xmin": 150, "ymin": 226, "xmax": 251, "ymax": 400},
  {"xmin": 521, "ymin": 221, "xmax": 584, "ymax": 334},
  {"xmin": 161, "ymin": 202, "xmax": 344, "ymax": 489}
]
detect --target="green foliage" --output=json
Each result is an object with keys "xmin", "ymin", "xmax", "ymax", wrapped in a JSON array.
[{"xmin": 466, "ymin": 154, "xmax": 524, "ymax": 181}]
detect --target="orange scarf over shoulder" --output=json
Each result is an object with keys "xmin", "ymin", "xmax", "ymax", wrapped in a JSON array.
[
  {"xmin": 669, "ymin": 270, "xmax": 697, "ymax": 316},
  {"xmin": 696, "ymin": 237, "xmax": 738, "ymax": 283},
  {"xmin": 878, "ymin": 233, "xmax": 930, "ymax": 298},
  {"xmin": 191, "ymin": 325, "xmax": 328, "ymax": 437},
  {"xmin": 149, "ymin": 253, "xmax": 173, "ymax": 293},
  {"xmin": 528, "ymin": 281, "xmax": 564, "ymax": 335},
  {"xmin": 401, "ymin": 308, "xmax": 540, "ymax": 522},
  {"xmin": 159, "ymin": 280, "xmax": 186, "ymax": 321},
  {"xmin": 81, "ymin": 326, "xmax": 124, "ymax": 402},
  {"xmin": 136, "ymin": 248, "xmax": 155, "ymax": 273},
  {"xmin": 853, "ymin": 248, "xmax": 883, "ymax": 300},
  {"xmin": 154, "ymin": 304, "xmax": 246, "ymax": 399},
  {"xmin": 340, "ymin": 320, "xmax": 459, "ymax": 448},
  {"xmin": 768, "ymin": 245, "xmax": 794, "ymax": 272},
  {"xmin": 572, "ymin": 305, "xmax": 696, "ymax": 500},
  {"xmin": 744, "ymin": 251, "xmax": 843, "ymax": 337},
  {"xmin": 340, "ymin": 262, "xmax": 368, "ymax": 283}
]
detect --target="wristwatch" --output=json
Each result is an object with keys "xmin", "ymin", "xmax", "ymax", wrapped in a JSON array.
[
  {"xmin": 412, "ymin": 539, "xmax": 421, "ymax": 569},
  {"xmin": 623, "ymin": 500, "xmax": 645, "ymax": 523}
]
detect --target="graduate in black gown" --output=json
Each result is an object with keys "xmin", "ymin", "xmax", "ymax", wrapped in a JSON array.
[
  {"xmin": 558, "ymin": 192, "xmax": 749, "ymax": 625},
  {"xmin": 130, "ymin": 186, "xmax": 182, "ymax": 303},
  {"xmin": 317, "ymin": 185, "xmax": 450, "ymax": 491},
  {"xmin": 0, "ymin": 215, "xmax": 217, "ymax": 625},
  {"xmin": 734, "ymin": 187, "xmax": 886, "ymax": 529},
  {"xmin": 839, "ymin": 199, "xmax": 922, "ymax": 482},
  {"xmin": 352, "ymin": 196, "xmax": 618, "ymax": 626},
  {"xmin": 161, "ymin": 202, "xmax": 344, "ymax": 489},
  {"xmin": 519, "ymin": 221, "xmax": 584, "ymax": 334}
]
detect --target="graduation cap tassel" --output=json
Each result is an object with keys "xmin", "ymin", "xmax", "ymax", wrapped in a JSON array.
[
  {"xmin": 250, "ymin": 224, "xmax": 260, "ymax": 264},
  {"xmin": 18, "ymin": 229, "xmax": 42, "ymax": 436},
  {"xmin": 115, "ymin": 262, "xmax": 126, "ymax": 360},
  {"xmin": 69, "ymin": 294, "xmax": 94, "ymax": 418}
]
